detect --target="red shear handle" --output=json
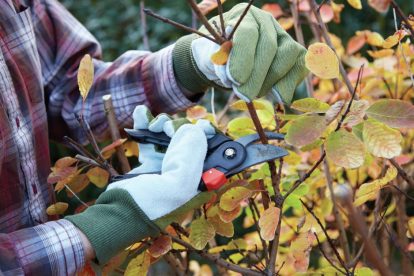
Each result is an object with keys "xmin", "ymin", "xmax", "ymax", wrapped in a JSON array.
[{"xmin": 201, "ymin": 168, "xmax": 227, "ymax": 191}]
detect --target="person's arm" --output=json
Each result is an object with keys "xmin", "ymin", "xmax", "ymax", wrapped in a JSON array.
[
  {"xmin": 33, "ymin": 0, "xmax": 203, "ymax": 144},
  {"xmin": 0, "ymin": 220, "xmax": 89, "ymax": 275}
]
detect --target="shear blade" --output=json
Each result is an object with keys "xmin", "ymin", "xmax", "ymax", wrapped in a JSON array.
[
  {"xmin": 226, "ymin": 144, "xmax": 288, "ymax": 176},
  {"xmin": 236, "ymin": 132, "xmax": 285, "ymax": 146}
]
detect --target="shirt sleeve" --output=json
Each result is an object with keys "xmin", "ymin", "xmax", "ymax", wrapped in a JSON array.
[
  {"xmin": 34, "ymin": 0, "xmax": 199, "ymax": 144},
  {"xmin": 0, "ymin": 219, "xmax": 85, "ymax": 276}
]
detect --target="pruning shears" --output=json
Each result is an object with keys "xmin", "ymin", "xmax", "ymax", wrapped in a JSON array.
[{"xmin": 111, "ymin": 129, "xmax": 288, "ymax": 191}]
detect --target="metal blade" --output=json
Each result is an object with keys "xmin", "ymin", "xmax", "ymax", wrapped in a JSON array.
[
  {"xmin": 236, "ymin": 132, "xmax": 285, "ymax": 146},
  {"xmin": 225, "ymin": 144, "xmax": 288, "ymax": 176}
]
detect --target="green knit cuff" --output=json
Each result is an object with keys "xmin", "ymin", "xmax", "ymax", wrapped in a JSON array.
[
  {"xmin": 173, "ymin": 34, "xmax": 213, "ymax": 95},
  {"xmin": 66, "ymin": 189, "xmax": 159, "ymax": 264}
]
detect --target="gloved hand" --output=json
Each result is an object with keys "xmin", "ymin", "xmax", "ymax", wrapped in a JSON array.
[
  {"xmin": 66, "ymin": 106, "xmax": 215, "ymax": 264},
  {"xmin": 172, "ymin": 3, "xmax": 309, "ymax": 104}
]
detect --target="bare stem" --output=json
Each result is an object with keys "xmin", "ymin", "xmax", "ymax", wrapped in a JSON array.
[
  {"xmin": 64, "ymin": 184, "xmax": 89, "ymax": 208},
  {"xmin": 75, "ymin": 154, "xmax": 103, "ymax": 168},
  {"xmin": 143, "ymin": 8, "xmax": 219, "ymax": 44},
  {"xmin": 140, "ymin": 0, "xmax": 150, "ymax": 50},
  {"xmin": 314, "ymin": 233, "xmax": 347, "ymax": 275},
  {"xmin": 389, "ymin": 158, "xmax": 414, "ymax": 187},
  {"xmin": 217, "ymin": 0, "xmax": 226, "ymax": 38},
  {"xmin": 186, "ymin": 0, "xmax": 226, "ymax": 44},
  {"xmin": 228, "ymin": 0, "xmax": 254, "ymax": 40}
]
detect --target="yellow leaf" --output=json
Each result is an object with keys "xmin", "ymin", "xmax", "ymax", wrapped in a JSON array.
[
  {"xmin": 291, "ymin": 98, "xmax": 330, "ymax": 113},
  {"xmin": 208, "ymin": 239, "xmax": 248, "ymax": 254},
  {"xmin": 347, "ymin": 0, "xmax": 362, "ymax": 9},
  {"xmin": 278, "ymin": 17, "xmax": 294, "ymax": 31},
  {"xmin": 367, "ymin": 49, "xmax": 394, "ymax": 58},
  {"xmin": 186, "ymin": 105, "xmax": 208, "ymax": 120},
  {"xmin": 383, "ymin": 33, "xmax": 400, "ymax": 49},
  {"xmin": 305, "ymin": 43, "xmax": 339, "ymax": 79},
  {"xmin": 258, "ymin": 206, "xmax": 281, "ymax": 241},
  {"xmin": 46, "ymin": 202, "xmax": 69, "ymax": 216},
  {"xmin": 189, "ymin": 217, "xmax": 215, "ymax": 250},
  {"xmin": 208, "ymin": 215, "xmax": 234, "ymax": 238},
  {"xmin": 230, "ymin": 99, "xmax": 268, "ymax": 111},
  {"xmin": 408, "ymin": 217, "xmax": 414, "ymax": 237},
  {"xmin": 148, "ymin": 235, "xmax": 172, "ymax": 258},
  {"xmin": 366, "ymin": 32, "xmax": 384, "ymax": 46},
  {"xmin": 354, "ymin": 166, "xmax": 397, "ymax": 206},
  {"xmin": 78, "ymin": 54, "xmax": 94, "ymax": 101},
  {"xmin": 326, "ymin": 130, "xmax": 365, "ymax": 168},
  {"xmin": 124, "ymin": 141, "xmax": 139, "ymax": 157},
  {"xmin": 124, "ymin": 252, "xmax": 150, "ymax": 276},
  {"xmin": 211, "ymin": 41, "xmax": 233, "ymax": 65},
  {"xmin": 219, "ymin": 186, "xmax": 252, "ymax": 211},
  {"xmin": 67, "ymin": 173, "xmax": 89, "ymax": 195},
  {"xmin": 290, "ymin": 231, "xmax": 315, "ymax": 272},
  {"xmin": 286, "ymin": 115, "xmax": 327, "ymax": 147},
  {"xmin": 86, "ymin": 167, "xmax": 109, "ymax": 188},
  {"xmin": 363, "ymin": 119, "xmax": 402, "ymax": 158}
]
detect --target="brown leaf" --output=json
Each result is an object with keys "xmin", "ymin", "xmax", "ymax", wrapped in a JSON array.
[{"xmin": 148, "ymin": 236, "xmax": 172, "ymax": 258}]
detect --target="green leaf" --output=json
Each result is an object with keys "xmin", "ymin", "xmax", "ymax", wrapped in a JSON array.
[
  {"xmin": 291, "ymin": 98, "xmax": 330, "ymax": 113},
  {"xmin": 284, "ymin": 195, "xmax": 302, "ymax": 210},
  {"xmin": 363, "ymin": 119, "xmax": 402, "ymax": 158},
  {"xmin": 219, "ymin": 187, "xmax": 252, "ymax": 211},
  {"xmin": 189, "ymin": 217, "xmax": 215, "ymax": 250},
  {"xmin": 326, "ymin": 130, "xmax": 365, "ymax": 168},
  {"xmin": 286, "ymin": 115, "xmax": 327, "ymax": 147},
  {"xmin": 366, "ymin": 99, "xmax": 414, "ymax": 128},
  {"xmin": 355, "ymin": 267, "xmax": 374, "ymax": 276},
  {"xmin": 352, "ymin": 122, "xmax": 364, "ymax": 140},
  {"xmin": 354, "ymin": 166, "xmax": 397, "ymax": 206},
  {"xmin": 300, "ymin": 139, "xmax": 324, "ymax": 152}
]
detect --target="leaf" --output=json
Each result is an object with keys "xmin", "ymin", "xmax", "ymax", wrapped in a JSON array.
[
  {"xmin": 209, "ymin": 239, "xmax": 248, "ymax": 254},
  {"xmin": 189, "ymin": 217, "xmax": 215, "ymax": 250},
  {"xmin": 227, "ymin": 117, "xmax": 256, "ymax": 138},
  {"xmin": 197, "ymin": 0, "xmax": 227, "ymax": 15},
  {"xmin": 347, "ymin": 34, "xmax": 366, "ymax": 55},
  {"xmin": 355, "ymin": 267, "xmax": 374, "ymax": 276},
  {"xmin": 67, "ymin": 173, "xmax": 90, "ymax": 194},
  {"xmin": 286, "ymin": 115, "xmax": 327, "ymax": 147},
  {"xmin": 78, "ymin": 54, "xmax": 94, "ymax": 101},
  {"xmin": 218, "ymin": 205, "xmax": 241, "ymax": 223},
  {"xmin": 325, "ymin": 100, "xmax": 345, "ymax": 124},
  {"xmin": 279, "ymin": 17, "xmax": 294, "ymax": 31},
  {"xmin": 208, "ymin": 215, "xmax": 234, "ymax": 237},
  {"xmin": 354, "ymin": 166, "xmax": 397, "ymax": 206},
  {"xmin": 258, "ymin": 206, "xmax": 281, "ymax": 241},
  {"xmin": 186, "ymin": 105, "xmax": 208, "ymax": 120},
  {"xmin": 290, "ymin": 231, "xmax": 315, "ymax": 272},
  {"xmin": 366, "ymin": 99, "xmax": 414, "ymax": 128},
  {"xmin": 347, "ymin": 0, "xmax": 362, "ymax": 9},
  {"xmin": 148, "ymin": 235, "xmax": 172, "ymax": 258},
  {"xmin": 48, "ymin": 166, "xmax": 77, "ymax": 185},
  {"xmin": 363, "ymin": 119, "xmax": 402, "ymax": 158},
  {"xmin": 382, "ymin": 30, "xmax": 407, "ymax": 49},
  {"xmin": 230, "ymin": 99, "xmax": 268, "ymax": 111},
  {"xmin": 101, "ymin": 138, "xmax": 127, "ymax": 159},
  {"xmin": 219, "ymin": 187, "xmax": 252, "ymax": 211},
  {"xmin": 366, "ymin": 32, "xmax": 384, "ymax": 46},
  {"xmin": 305, "ymin": 43, "xmax": 339, "ymax": 79},
  {"xmin": 55, "ymin": 157, "xmax": 77, "ymax": 168},
  {"xmin": 102, "ymin": 252, "xmax": 128, "ymax": 276},
  {"xmin": 343, "ymin": 100, "xmax": 370, "ymax": 127},
  {"xmin": 326, "ymin": 130, "xmax": 365, "ymax": 168},
  {"xmin": 368, "ymin": 0, "xmax": 390, "ymax": 13},
  {"xmin": 124, "ymin": 141, "xmax": 139, "ymax": 157},
  {"xmin": 291, "ymin": 98, "xmax": 330, "ymax": 113},
  {"xmin": 367, "ymin": 49, "xmax": 394, "ymax": 58},
  {"xmin": 87, "ymin": 167, "xmax": 110, "ymax": 188},
  {"xmin": 124, "ymin": 252, "xmax": 150, "ymax": 276},
  {"xmin": 262, "ymin": 3, "xmax": 283, "ymax": 18},
  {"xmin": 211, "ymin": 41, "xmax": 233, "ymax": 65},
  {"xmin": 46, "ymin": 202, "xmax": 69, "ymax": 216}
]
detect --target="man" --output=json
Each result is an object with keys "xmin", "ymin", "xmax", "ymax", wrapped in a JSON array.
[{"xmin": 0, "ymin": 0, "xmax": 308, "ymax": 275}]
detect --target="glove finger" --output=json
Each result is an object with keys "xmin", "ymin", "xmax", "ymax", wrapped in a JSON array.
[
  {"xmin": 133, "ymin": 105, "xmax": 154, "ymax": 130},
  {"xmin": 128, "ymin": 143, "xmax": 164, "ymax": 174},
  {"xmin": 272, "ymin": 49, "xmax": 308, "ymax": 105},
  {"xmin": 148, "ymin": 113, "xmax": 172, "ymax": 132},
  {"xmin": 231, "ymin": 12, "xmax": 277, "ymax": 100},
  {"xmin": 258, "ymin": 20, "xmax": 307, "ymax": 98},
  {"xmin": 227, "ymin": 11, "xmax": 258, "ymax": 86},
  {"xmin": 195, "ymin": 119, "xmax": 216, "ymax": 139},
  {"xmin": 163, "ymin": 118, "xmax": 191, "ymax": 137}
]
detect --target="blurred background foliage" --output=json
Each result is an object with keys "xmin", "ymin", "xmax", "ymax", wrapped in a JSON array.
[{"xmin": 60, "ymin": 0, "xmax": 412, "ymax": 61}]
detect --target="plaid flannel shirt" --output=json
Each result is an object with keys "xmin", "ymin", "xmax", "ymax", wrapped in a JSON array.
[{"xmin": 0, "ymin": 0, "xmax": 198, "ymax": 275}]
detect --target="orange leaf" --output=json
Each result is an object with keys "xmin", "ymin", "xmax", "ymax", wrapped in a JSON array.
[
  {"xmin": 262, "ymin": 3, "xmax": 283, "ymax": 18},
  {"xmin": 218, "ymin": 205, "xmax": 242, "ymax": 223},
  {"xmin": 258, "ymin": 206, "xmax": 281, "ymax": 241},
  {"xmin": 67, "ymin": 173, "xmax": 90, "ymax": 195},
  {"xmin": 187, "ymin": 105, "xmax": 208, "ymax": 120},
  {"xmin": 368, "ymin": 0, "xmax": 391, "ymax": 13},
  {"xmin": 346, "ymin": 34, "xmax": 366, "ymax": 55},
  {"xmin": 197, "ymin": 0, "xmax": 227, "ymax": 15},
  {"xmin": 211, "ymin": 41, "xmax": 233, "ymax": 66},
  {"xmin": 78, "ymin": 262, "xmax": 96, "ymax": 276},
  {"xmin": 279, "ymin": 17, "xmax": 294, "ymax": 31},
  {"xmin": 55, "ymin": 157, "xmax": 77, "ymax": 168},
  {"xmin": 367, "ymin": 49, "xmax": 394, "ymax": 58},
  {"xmin": 87, "ymin": 167, "xmax": 110, "ymax": 188}
]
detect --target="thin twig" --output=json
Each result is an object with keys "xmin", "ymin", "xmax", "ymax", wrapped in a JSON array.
[
  {"xmin": 301, "ymin": 199, "xmax": 350, "ymax": 274},
  {"xmin": 139, "ymin": 0, "xmax": 150, "ymax": 50},
  {"xmin": 75, "ymin": 154, "xmax": 104, "ymax": 168},
  {"xmin": 389, "ymin": 158, "xmax": 414, "ymax": 187},
  {"xmin": 186, "ymin": 0, "xmax": 225, "ymax": 44},
  {"xmin": 381, "ymin": 77, "xmax": 394, "ymax": 99},
  {"xmin": 227, "ymin": 0, "xmax": 254, "ymax": 40},
  {"xmin": 143, "ymin": 8, "xmax": 219, "ymax": 44},
  {"xmin": 390, "ymin": 0, "xmax": 414, "ymax": 41},
  {"xmin": 63, "ymin": 136, "xmax": 96, "ymax": 160},
  {"xmin": 64, "ymin": 184, "xmax": 89, "ymax": 208},
  {"xmin": 217, "ymin": 0, "xmax": 226, "ymax": 38},
  {"xmin": 217, "ymin": 93, "xmax": 236, "ymax": 124},
  {"xmin": 314, "ymin": 232, "xmax": 347, "ymax": 275}
]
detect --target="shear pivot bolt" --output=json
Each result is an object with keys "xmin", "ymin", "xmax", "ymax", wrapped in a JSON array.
[{"xmin": 224, "ymin": 148, "xmax": 236, "ymax": 159}]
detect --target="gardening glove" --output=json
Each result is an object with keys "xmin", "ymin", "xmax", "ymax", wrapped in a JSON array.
[
  {"xmin": 172, "ymin": 3, "xmax": 309, "ymax": 104},
  {"xmin": 66, "ymin": 109, "xmax": 214, "ymax": 264}
]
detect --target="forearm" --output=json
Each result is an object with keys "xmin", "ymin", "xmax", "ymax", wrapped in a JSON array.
[{"xmin": 0, "ymin": 220, "xmax": 85, "ymax": 276}]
